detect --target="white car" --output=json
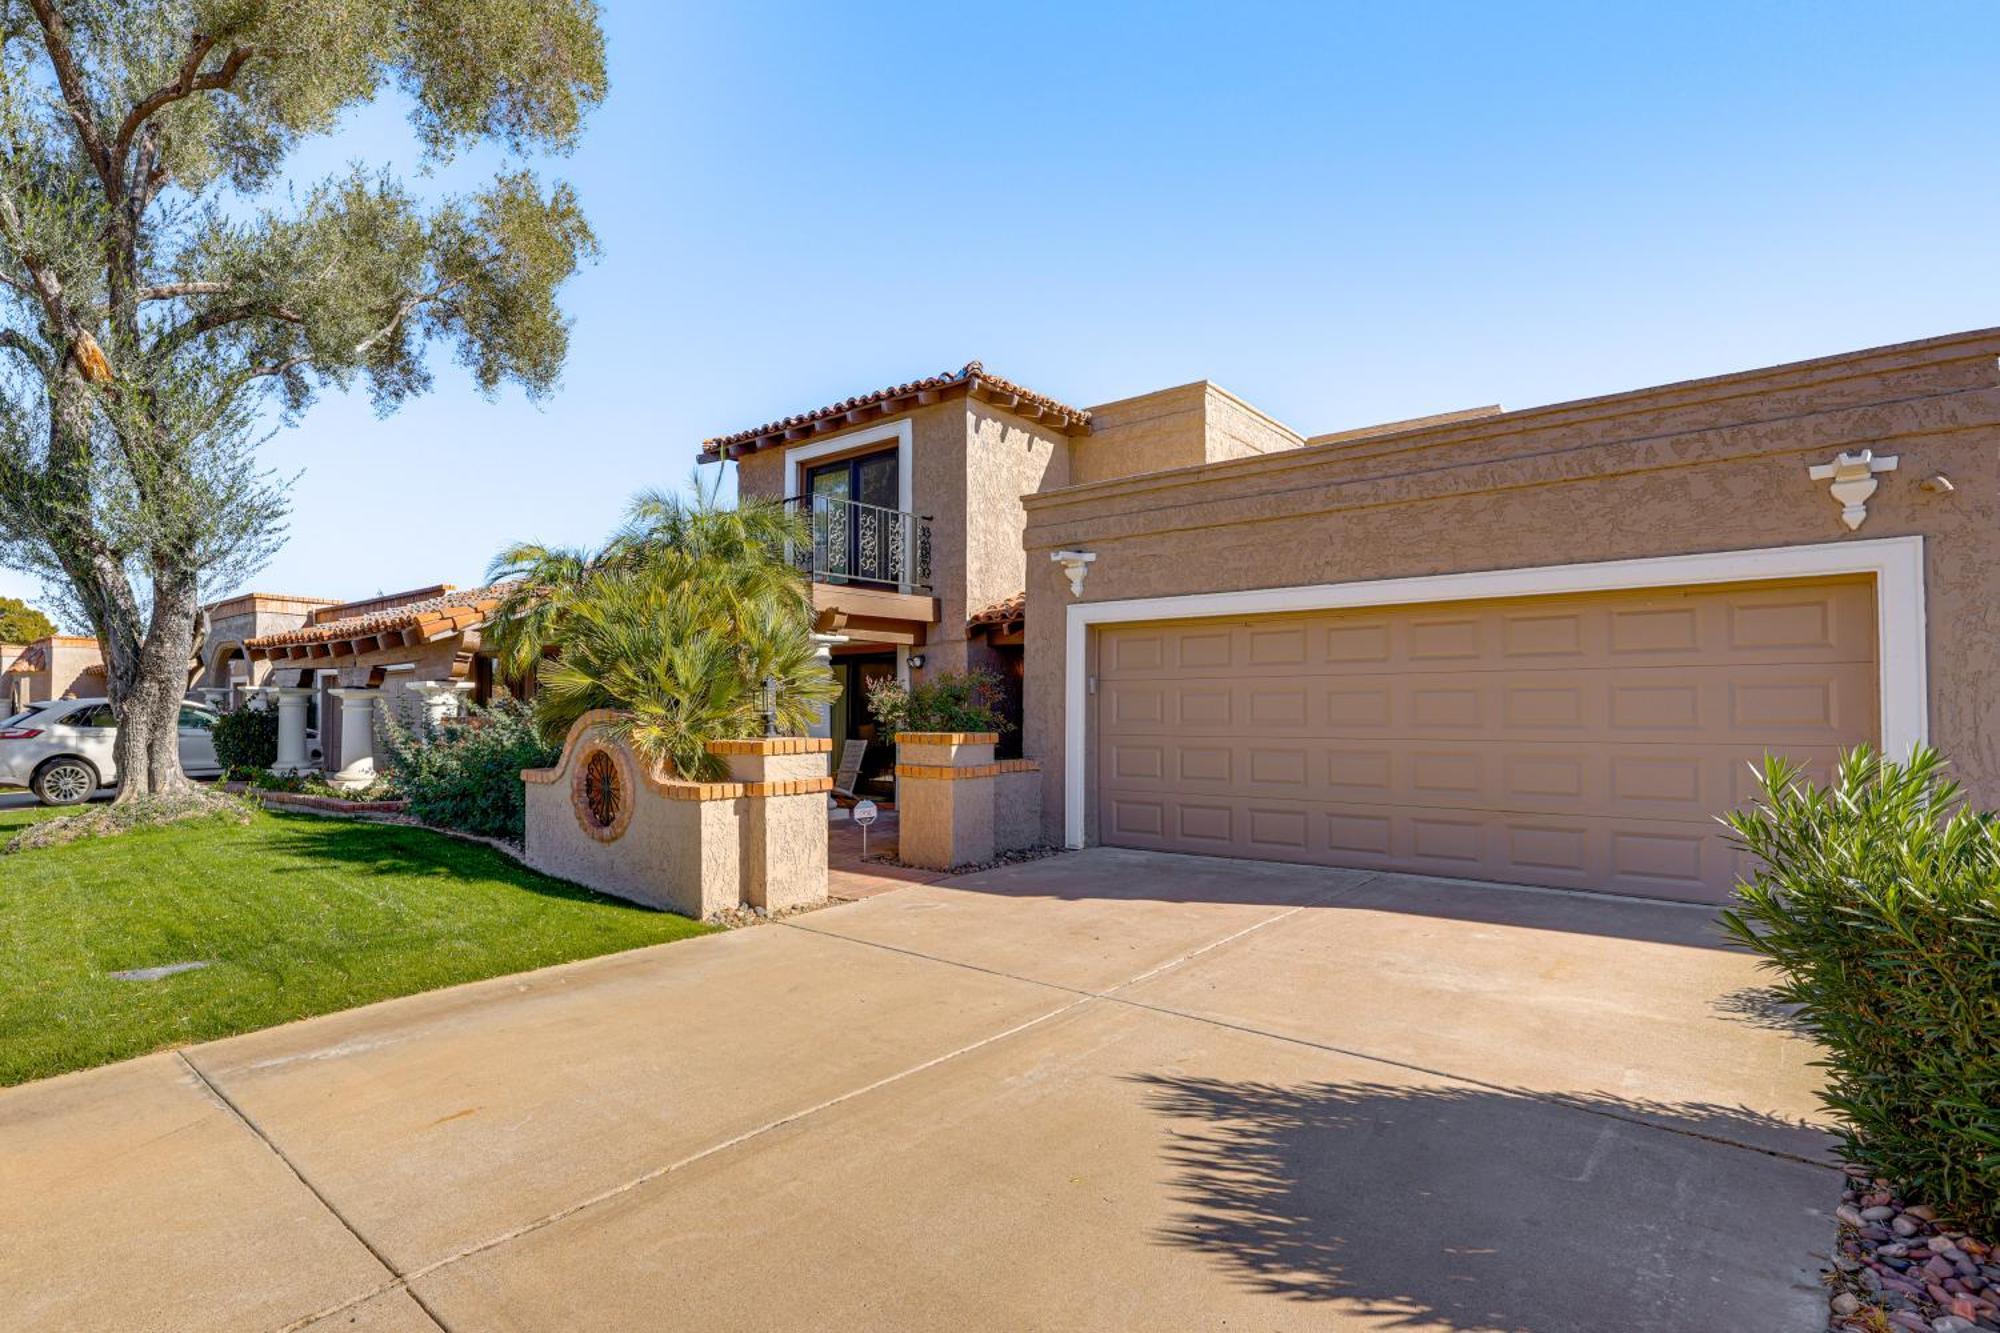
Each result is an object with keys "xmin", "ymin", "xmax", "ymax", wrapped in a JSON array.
[{"xmin": 0, "ymin": 697, "xmax": 223, "ymax": 806}]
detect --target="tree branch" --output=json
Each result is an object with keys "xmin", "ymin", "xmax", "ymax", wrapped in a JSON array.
[
  {"xmin": 114, "ymin": 38, "xmax": 255, "ymax": 160},
  {"xmin": 0, "ymin": 328, "xmax": 47, "ymax": 372},
  {"xmin": 0, "ymin": 188, "xmax": 73, "ymax": 336},
  {"xmin": 241, "ymin": 353, "xmax": 313, "ymax": 382},
  {"xmin": 25, "ymin": 0, "xmax": 114, "ymax": 194},
  {"xmin": 137, "ymin": 281, "xmax": 231, "ymax": 301}
]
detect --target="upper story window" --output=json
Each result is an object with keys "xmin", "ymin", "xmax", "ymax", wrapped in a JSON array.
[{"xmin": 804, "ymin": 450, "xmax": 905, "ymax": 587}]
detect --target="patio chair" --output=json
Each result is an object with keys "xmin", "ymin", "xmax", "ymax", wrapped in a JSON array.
[{"xmin": 831, "ymin": 739, "xmax": 868, "ymax": 803}]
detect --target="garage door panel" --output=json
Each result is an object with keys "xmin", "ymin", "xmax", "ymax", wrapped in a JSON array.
[
  {"xmin": 1104, "ymin": 662, "xmax": 1875, "ymax": 747},
  {"xmin": 1097, "ymin": 581, "xmax": 1876, "ymax": 679},
  {"xmin": 1102, "ymin": 738, "xmax": 1855, "ymax": 824},
  {"xmin": 1094, "ymin": 579, "xmax": 1877, "ymax": 904}
]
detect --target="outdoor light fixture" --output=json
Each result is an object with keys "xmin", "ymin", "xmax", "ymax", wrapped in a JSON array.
[
  {"xmin": 1052, "ymin": 549, "xmax": 1096, "ymax": 596},
  {"xmin": 1808, "ymin": 448, "xmax": 1898, "ymax": 531},
  {"xmin": 906, "ymin": 653, "xmax": 927, "ymax": 669},
  {"xmin": 759, "ymin": 675, "xmax": 778, "ymax": 737}
]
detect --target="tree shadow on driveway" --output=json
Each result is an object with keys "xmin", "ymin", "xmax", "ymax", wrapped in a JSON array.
[{"xmin": 1131, "ymin": 1074, "xmax": 1833, "ymax": 1332}]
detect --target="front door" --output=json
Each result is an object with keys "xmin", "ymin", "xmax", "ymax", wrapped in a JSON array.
[{"xmin": 806, "ymin": 451, "xmax": 900, "ymax": 585}]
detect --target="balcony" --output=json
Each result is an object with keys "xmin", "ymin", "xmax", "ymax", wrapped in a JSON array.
[
  {"xmin": 787, "ymin": 495, "xmax": 938, "ymax": 643},
  {"xmin": 789, "ymin": 494, "xmax": 932, "ymax": 594}
]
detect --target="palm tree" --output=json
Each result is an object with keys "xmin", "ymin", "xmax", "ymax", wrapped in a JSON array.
[{"xmin": 483, "ymin": 475, "xmax": 835, "ymax": 779}]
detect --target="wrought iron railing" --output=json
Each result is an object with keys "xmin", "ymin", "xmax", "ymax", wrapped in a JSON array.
[{"xmin": 788, "ymin": 495, "xmax": 932, "ymax": 593}]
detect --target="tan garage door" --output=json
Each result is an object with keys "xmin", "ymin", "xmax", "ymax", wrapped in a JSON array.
[{"xmin": 1093, "ymin": 578, "xmax": 1878, "ymax": 903}]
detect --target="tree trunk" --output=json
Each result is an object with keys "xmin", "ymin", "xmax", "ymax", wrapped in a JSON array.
[
  {"xmin": 110, "ymin": 575, "xmax": 197, "ymax": 801},
  {"xmin": 40, "ymin": 368, "xmax": 192, "ymax": 801}
]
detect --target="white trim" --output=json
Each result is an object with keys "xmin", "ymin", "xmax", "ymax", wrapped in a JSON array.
[
  {"xmin": 1062, "ymin": 536, "xmax": 1928, "ymax": 848},
  {"xmin": 783, "ymin": 419, "xmax": 914, "ymax": 518}
]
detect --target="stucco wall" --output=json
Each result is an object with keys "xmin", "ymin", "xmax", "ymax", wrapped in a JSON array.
[
  {"xmin": 1071, "ymin": 383, "xmax": 1210, "ymax": 484},
  {"xmin": 35, "ymin": 637, "xmax": 102, "ymax": 701},
  {"xmin": 1072, "ymin": 382, "xmax": 1305, "ymax": 485},
  {"xmin": 949, "ymin": 404, "xmax": 1071, "ymax": 676},
  {"xmin": 205, "ymin": 597, "xmax": 330, "ymax": 688},
  {"xmin": 1202, "ymin": 383, "xmax": 1306, "ymax": 462},
  {"xmin": 1022, "ymin": 328, "xmax": 2000, "ymax": 843}
]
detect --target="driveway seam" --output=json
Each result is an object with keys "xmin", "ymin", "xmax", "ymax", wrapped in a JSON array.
[
  {"xmin": 280, "ymin": 992, "xmax": 1097, "ymax": 1331},
  {"xmin": 175, "ymin": 1051, "xmax": 453, "ymax": 1333}
]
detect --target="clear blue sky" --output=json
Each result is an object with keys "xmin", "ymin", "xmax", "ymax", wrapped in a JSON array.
[{"xmin": 9, "ymin": 1, "xmax": 2000, "ymax": 627}]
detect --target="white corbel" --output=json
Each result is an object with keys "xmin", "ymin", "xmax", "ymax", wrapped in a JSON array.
[
  {"xmin": 1051, "ymin": 549, "xmax": 1096, "ymax": 597},
  {"xmin": 1808, "ymin": 449, "xmax": 1898, "ymax": 531}
]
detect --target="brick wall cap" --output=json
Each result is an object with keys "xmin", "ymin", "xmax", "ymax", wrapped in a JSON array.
[
  {"xmin": 895, "ymin": 731, "xmax": 1001, "ymax": 745},
  {"xmin": 525, "ymin": 711, "xmax": 836, "ymax": 802},
  {"xmin": 706, "ymin": 737, "xmax": 835, "ymax": 755}
]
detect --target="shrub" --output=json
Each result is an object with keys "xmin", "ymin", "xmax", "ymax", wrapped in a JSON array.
[
  {"xmin": 1721, "ymin": 746, "xmax": 2000, "ymax": 1223},
  {"xmin": 378, "ymin": 700, "xmax": 557, "ymax": 842},
  {"xmin": 864, "ymin": 669, "xmax": 1010, "ymax": 739},
  {"xmin": 486, "ymin": 481, "xmax": 836, "ymax": 781},
  {"xmin": 211, "ymin": 703, "xmax": 278, "ymax": 771}
]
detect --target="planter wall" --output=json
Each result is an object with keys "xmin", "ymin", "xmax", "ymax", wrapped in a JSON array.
[
  {"xmin": 522, "ymin": 711, "xmax": 832, "ymax": 919},
  {"xmin": 894, "ymin": 731, "xmax": 1042, "ymax": 870}
]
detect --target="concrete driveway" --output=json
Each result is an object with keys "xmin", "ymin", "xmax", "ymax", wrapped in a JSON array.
[{"xmin": 2, "ymin": 849, "xmax": 1834, "ymax": 1332}]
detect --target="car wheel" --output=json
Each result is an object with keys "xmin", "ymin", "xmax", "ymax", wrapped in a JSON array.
[{"xmin": 31, "ymin": 757, "xmax": 98, "ymax": 806}]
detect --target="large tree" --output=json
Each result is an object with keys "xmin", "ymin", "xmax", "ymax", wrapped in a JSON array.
[
  {"xmin": 0, "ymin": 0, "xmax": 603, "ymax": 797},
  {"xmin": 0, "ymin": 592, "xmax": 55, "ymax": 640}
]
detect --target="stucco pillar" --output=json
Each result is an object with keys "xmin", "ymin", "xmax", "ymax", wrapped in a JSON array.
[
  {"xmin": 271, "ymin": 688, "xmax": 312, "ymax": 775},
  {"xmin": 405, "ymin": 678, "xmax": 474, "ymax": 732},
  {"xmin": 327, "ymin": 687, "xmax": 383, "ymax": 790},
  {"xmin": 806, "ymin": 634, "xmax": 846, "ymax": 742},
  {"xmin": 712, "ymin": 738, "xmax": 834, "ymax": 912},
  {"xmin": 895, "ymin": 732, "xmax": 998, "ymax": 870}
]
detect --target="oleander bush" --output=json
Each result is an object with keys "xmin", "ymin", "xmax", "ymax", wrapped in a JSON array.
[
  {"xmin": 211, "ymin": 703, "xmax": 279, "ymax": 772},
  {"xmin": 864, "ymin": 669, "xmax": 1010, "ymax": 739},
  {"xmin": 379, "ymin": 701, "xmax": 557, "ymax": 842},
  {"xmin": 1721, "ymin": 746, "xmax": 2000, "ymax": 1223}
]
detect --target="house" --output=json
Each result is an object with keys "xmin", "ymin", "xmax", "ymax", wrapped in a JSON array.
[
  {"xmin": 3, "ymin": 635, "xmax": 106, "ymax": 713},
  {"xmin": 232, "ymin": 583, "xmax": 514, "ymax": 786},
  {"xmin": 708, "ymin": 329, "xmax": 2000, "ymax": 906},
  {"xmin": 704, "ymin": 364, "xmax": 1314, "ymax": 769}
]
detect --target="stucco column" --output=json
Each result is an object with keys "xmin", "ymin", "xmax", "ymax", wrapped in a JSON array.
[
  {"xmin": 327, "ymin": 687, "xmax": 383, "ymax": 790},
  {"xmin": 405, "ymin": 678, "xmax": 474, "ymax": 732},
  {"xmin": 271, "ymin": 688, "xmax": 312, "ymax": 775},
  {"xmin": 895, "ymin": 732, "xmax": 999, "ymax": 870},
  {"xmin": 806, "ymin": 633, "xmax": 847, "ymax": 742}
]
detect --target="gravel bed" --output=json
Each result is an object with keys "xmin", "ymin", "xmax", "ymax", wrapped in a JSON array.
[
  {"xmin": 1828, "ymin": 1169, "xmax": 2000, "ymax": 1332},
  {"xmin": 879, "ymin": 844, "xmax": 1067, "ymax": 876}
]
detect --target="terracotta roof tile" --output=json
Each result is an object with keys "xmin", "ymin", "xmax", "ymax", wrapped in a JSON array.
[
  {"xmin": 701, "ymin": 362, "xmax": 1091, "ymax": 458},
  {"xmin": 968, "ymin": 591, "xmax": 1026, "ymax": 629},
  {"xmin": 244, "ymin": 582, "xmax": 515, "ymax": 656}
]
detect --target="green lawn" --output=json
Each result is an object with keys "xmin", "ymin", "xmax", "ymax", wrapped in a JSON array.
[{"xmin": 0, "ymin": 803, "xmax": 713, "ymax": 1085}]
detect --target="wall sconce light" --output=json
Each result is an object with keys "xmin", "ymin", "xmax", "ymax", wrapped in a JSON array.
[
  {"xmin": 906, "ymin": 653, "xmax": 927, "ymax": 670},
  {"xmin": 1807, "ymin": 449, "xmax": 1898, "ymax": 531},
  {"xmin": 1052, "ymin": 549, "xmax": 1096, "ymax": 597}
]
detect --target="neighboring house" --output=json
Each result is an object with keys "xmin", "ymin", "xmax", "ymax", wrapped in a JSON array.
[
  {"xmin": 4, "ymin": 584, "xmax": 507, "ymax": 788},
  {"xmin": 710, "ymin": 330, "xmax": 2000, "ymax": 907},
  {"xmin": 237, "ymin": 583, "xmax": 512, "ymax": 781},
  {"xmin": 195, "ymin": 591, "xmax": 345, "ymax": 696},
  {"xmin": 3, "ymin": 635, "xmax": 106, "ymax": 713}
]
